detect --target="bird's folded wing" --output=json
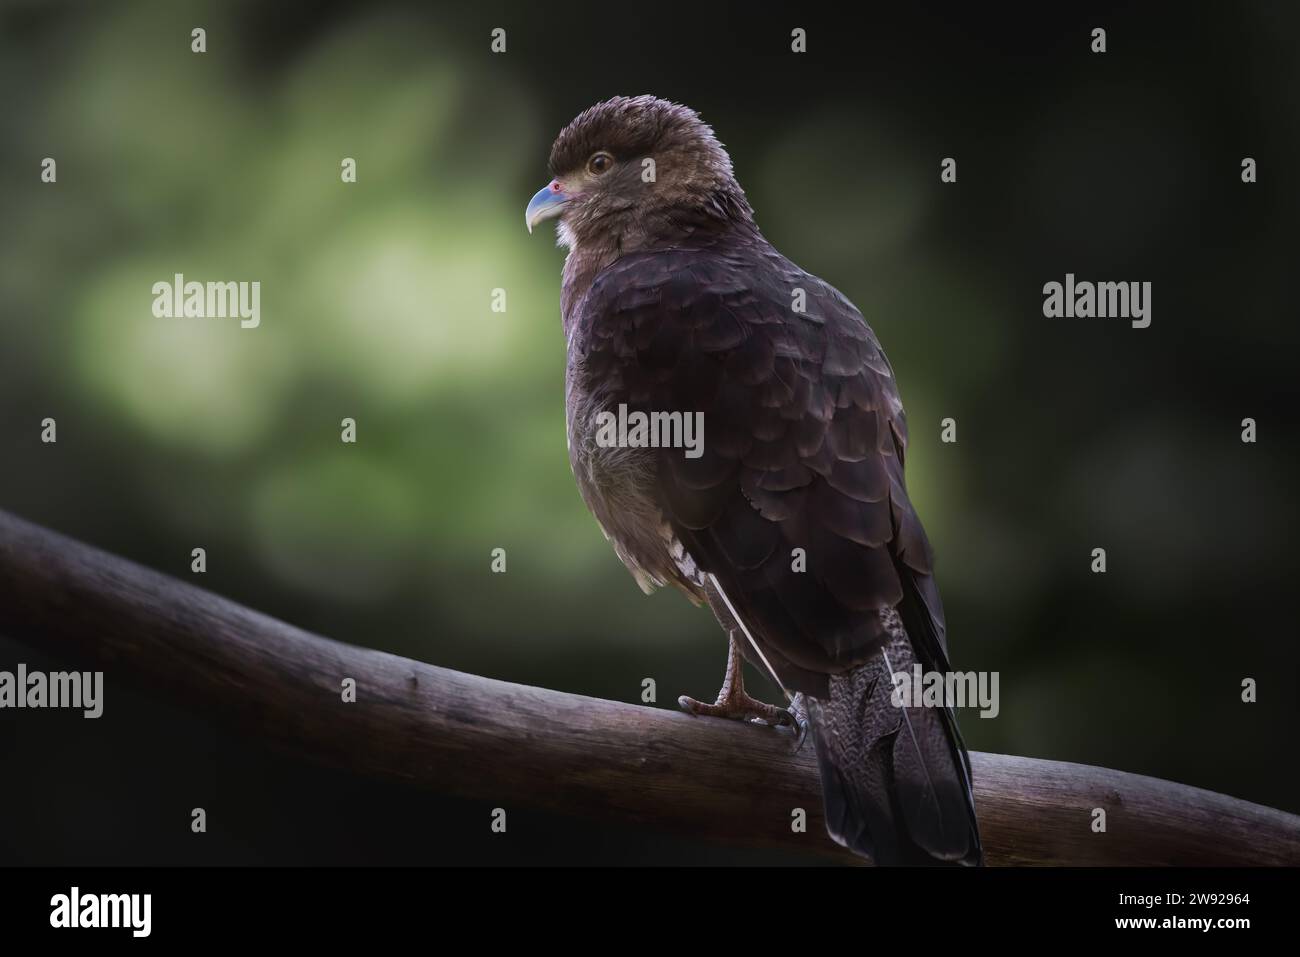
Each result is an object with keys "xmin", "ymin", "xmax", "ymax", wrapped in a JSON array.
[{"xmin": 574, "ymin": 244, "xmax": 952, "ymax": 696}]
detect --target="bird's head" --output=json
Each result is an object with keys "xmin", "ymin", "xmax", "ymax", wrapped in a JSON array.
[{"xmin": 525, "ymin": 95, "xmax": 753, "ymax": 249}]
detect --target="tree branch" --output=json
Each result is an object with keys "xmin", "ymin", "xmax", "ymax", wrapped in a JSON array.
[{"xmin": 0, "ymin": 508, "xmax": 1295, "ymax": 865}]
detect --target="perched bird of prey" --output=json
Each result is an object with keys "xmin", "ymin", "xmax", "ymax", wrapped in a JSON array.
[{"xmin": 526, "ymin": 96, "xmax": 982, "ymax": 866}]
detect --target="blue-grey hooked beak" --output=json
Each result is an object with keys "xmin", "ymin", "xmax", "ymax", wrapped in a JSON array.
[{"xmin": 526, "ymin": 180, "xmax": 569, "ymax": 233}]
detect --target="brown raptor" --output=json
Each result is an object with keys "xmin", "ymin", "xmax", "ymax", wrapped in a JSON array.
[{"xmin": 526, "ymin": 95, "xmax": 982, "ymax": 866}]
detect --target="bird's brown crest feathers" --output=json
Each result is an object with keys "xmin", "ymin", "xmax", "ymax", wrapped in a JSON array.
[{"xmin": 549, "ymin": 95, "xmax": 728, "ymax": 178}]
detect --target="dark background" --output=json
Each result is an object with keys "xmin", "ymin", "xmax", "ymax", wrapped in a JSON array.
[{"xmin": 1, "ymin": 0, "xmax": 1296, "ymax": 864}]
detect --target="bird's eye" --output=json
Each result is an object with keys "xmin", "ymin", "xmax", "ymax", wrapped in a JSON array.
[{"xmin": 587, "ymin": 152, "xmax": 614, "ymax": 175}]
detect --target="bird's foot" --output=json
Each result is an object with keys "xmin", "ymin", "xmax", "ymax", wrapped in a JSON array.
[
  {"xmin": 678, "ymin": 689, "xmax": 794, "ymax": 728},
  {"xmin": 679, "ymin": 634, "xmax": 808, "ymax": 748}
]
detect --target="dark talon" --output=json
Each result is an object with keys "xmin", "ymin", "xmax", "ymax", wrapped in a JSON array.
[{"xmin": 781, "ymin": 693, "xmax": 810, "ymax": 753}]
